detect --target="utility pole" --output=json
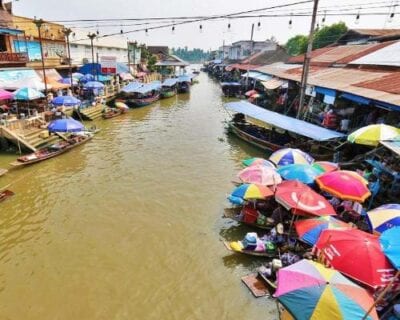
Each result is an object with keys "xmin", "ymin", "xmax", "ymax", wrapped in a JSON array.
[
  {"xmin": 63, "ymin": 28, "xmax": 73, "ymax": 90},
  {"xmin": 88, "ymin": 33, "xmax": 96, "ymax": 79},
  {"xmin": 127, "ymin": 41, "xmax": 131, "ymax": 71},
  {"xmin": 297, "ymin": 0, "xmax": 319, "ymax": 119},
  {"xmin": 245, "ymin": 23, "xmax": 255, "ymax": 88},
  {"xmin": 33, "ymin": 18, "xmax": 48, "ymax": 95}
]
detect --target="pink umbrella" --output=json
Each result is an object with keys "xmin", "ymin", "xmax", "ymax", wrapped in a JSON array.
[
  {"xmin": 238, "ymin": 165, "xmax": 282, "ymax": 186},
  {"xmin": 0, "ymin": 89, "xmax": 13, "ymax": 100}
]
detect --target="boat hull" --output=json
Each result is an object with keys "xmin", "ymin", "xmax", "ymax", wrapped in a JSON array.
[
  {"xmin": 102, "ymin": 110, "xmax": 125, "ymax": 119},
  {"xmin": 0, "ymin": 190, "xmax": 14, "ymax": 202},
  {"xmin": 160, "ymin": 90, "xmax": 176, "ymax": 99},
  {"xmin": 128, "ymin": 94, "xmax": 160, "ymax": 107}
]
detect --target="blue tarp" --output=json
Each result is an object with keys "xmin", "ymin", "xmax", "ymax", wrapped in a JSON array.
[
  {"xmin": 121, "ymin": 82, "xmax": 143, "ymax": 93},
  {"xmin": 177, "ymin": 75, "xmax": 191, "ymax": 83},
  {"xmin": 221, "ymin": 82, "xmax": 241, "ymax": 86},
  {"xmin": 162, "ymin": 78, "xmax": 178, "ymax": 87},
  {"xmin": 341, "ymin": 93, "xmax": 371, "ymax": 105},
  {"xmin": 130, "ymin": 81, "xmax": 161, "ymax": 94},
  {"xmin": 225, "ymin": 101, "xmax": 345, "ymax": 141},
  {"xmin": 79, "ymin": 63, "xmax": 101, "ymax": 75},
  {"xmin": 315, "ymin": 86, "xmax": 336, "ymax": 97}
]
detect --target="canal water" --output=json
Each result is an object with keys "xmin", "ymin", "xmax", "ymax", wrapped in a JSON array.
[{"xmin": 0, "ymin": 73, "xmax": 277, "ymax": 319}]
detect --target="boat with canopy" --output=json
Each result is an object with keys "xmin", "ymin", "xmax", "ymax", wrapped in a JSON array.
[
  {"xmin": 176, "ymin": 75, "xmax": 192, "ymax": 93},
  {"xmin": 160, "ymin": 78, "xmax": 178, "ymax": 99},
  {"xmin": 225, "ymin": 101, "xmax": 345, "ymax": 160},
  {"xmin": 119, "ymin": 81, "xmax": 161, "ymax": 107}
]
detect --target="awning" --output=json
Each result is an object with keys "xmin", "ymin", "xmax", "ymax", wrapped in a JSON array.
[
  {"xmin": 177, "ymin": 75, "xmax": 191, "ymax": 83},
  {"xmin": 381, "ymin": 140, "xmax": 400, "ymax": 157},
  {"xmin": 162, "ymin": 78, "xmax": 178, "ymax": 87},
  {"xmin": 374, "ymin": 101, "xmax": 400, "ymax": 112},
  {"xmin": 121, "ymin": 81, "xmax": 142, "ymax": 93},
  {"xmin": 130, "ymin": 81, "xmax": 161, "ymax": 94},
  {"xmin": 341, "ymin": 93, "xmax": 371, "ymax": 105},
  {"xmin": 241, "ymin": 71, "xmax": 272, "ymax": 81},
  {"xmin": 261, "ymin": 79, "xmax": 285, "ymax": 90},
  {"xmin": 0, "ymin": 27, "xmax": 24, "ymax": 36},
  {"xmin": 225, "ymin": 101, "xmax": 345, "ymax": 141},
  {"xmin": 315, "ymin": 86, "xmax": 336, "ymax": 97}
]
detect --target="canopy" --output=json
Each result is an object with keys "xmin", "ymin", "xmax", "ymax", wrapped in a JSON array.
[
  {"xmin": 348, "ymin": 124, "xmax": 400, "ymax": 147},
  {"xmin": 51, "ymin": 95, "xmax": 81, "ymax": 107},
  {"xmin": 59, "ymin": 78, "xmax": 78, "ymax": 86},
  {"xmin": 46, "ymin": 77, "xmax": 70, "ymax": 90},
  {"xmin": 380, "ymin": 227, "xmax": 400, "ymax": 269},
  {"xmin": 228, "ymin": 183, "xmax": 273, "ymax": 205},
  {"xmin": 315, "ymin": 229, "xmax": 396, "ymax": 288},
  {"xmin": 162, "ymin": 78, "xmax": 178, "ymax": 87},
  {"xmin": 269, "ymin": 148, "xmax": 314, "ymax": 167},
  {"xmin": 242, "ymin": 158, "xmax": 276, "ymax": 169},
  {"xmin": 241, "ymin": 71, "xmax": 271, "ymax": 81},
  {"xmin": 367, "ymin": 204, "xmax": 400, "ymax": 234},
  {"xmin": 119, "ymin": 73, "xmax": 134, "ymax": 81},
  {"xmin": 381, "ymin": 139, "xmax": 400, "ymax": 156},
  {"xmin": 177, "ymin": 75, "xmax": 191, "ymax": 83},
  {"xmin": 312, "ymin": 161, "xmax": 339, "ymax": 173},
  {"xmin": 225, "ymin": 101, "xmax": 345, "ymax": 141},
  {"xmin": 97, "ymin": 75, "xmax": 112, "ymax": 83},
  {"xmin": 83, "ymin": 81, "xmax": 104, "ymax": 89},
  {"xmin": 121, "ymin": 82, "xmax": 143, "ymax": 93},
  {"xmin": 13, "ymin": 87, "xmax": 44, "ymax": 101},
  {"xmin": 275, "ymin": 260, "xmax": 378, "ymax": 320},
  {"xmin": 0, "ymin": 89, "xmax": 13, "ymax": 100},
  {"xmin": 275, "ymin": 180, "xmax": 336, "ymax": 217},
  {"xmin": 261, "ymin": 79, "xmax": 285, "ymax": 90},
  {"xmin": 48, "ymin": 118, "xmax": 84, "ymax": 133},
  {"xmin": 238, "ymin": 165, "xmax": 282, "ymax": 186},
  {"xmin": 277, "ymin": 164, "xmax": 322, "ymax": 185},
  {"xmin": 72, "ymin": 72, "xmax": 84, "ymax": 79},
  {"xmin": 130, "ymin": 81, "xmax": 161, "ymax": 94}
]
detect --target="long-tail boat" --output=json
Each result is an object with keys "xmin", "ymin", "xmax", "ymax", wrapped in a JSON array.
[
  {"xmin": 176, "ymin": 75, "xmax": 191, "ymax": 93},
  {"xmin": 160, "ymin": 78, "xmax": 178, "ymax": 98},
  {"xmin": 123, "ymin": 81, "xmax": 161, "ymax": 107},
  {"xmin": 0, "ymin": 189, "xmax": 14, "ymax": 202}
]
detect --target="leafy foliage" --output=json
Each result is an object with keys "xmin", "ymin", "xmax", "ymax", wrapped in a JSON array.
[
  {"xmin": 171, "ymin": 47, "xmax": 211, "ymax": 63},
  {"xmin": 286, "ymin": 35, "xmax": 308, "ymax": 56}
]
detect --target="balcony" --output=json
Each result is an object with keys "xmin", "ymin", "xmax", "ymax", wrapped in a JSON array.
[{"xmin": 0, "ymin": 52, "xmax": 29, "ymax": 65}]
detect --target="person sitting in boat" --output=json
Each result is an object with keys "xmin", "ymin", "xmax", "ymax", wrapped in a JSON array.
[{"xmin": 268, "ymin": 204, "xmax": 290, "ymax": 226}]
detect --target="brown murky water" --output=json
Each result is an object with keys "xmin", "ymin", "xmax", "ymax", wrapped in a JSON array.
[{"xmin": 0, "ymin": 73, "xmax": 277, "ymax": 320}]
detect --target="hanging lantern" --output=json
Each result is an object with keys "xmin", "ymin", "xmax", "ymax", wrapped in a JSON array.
[{"xmin": 199, "ymin": 24, "xmax": 203, "ymax": 33}]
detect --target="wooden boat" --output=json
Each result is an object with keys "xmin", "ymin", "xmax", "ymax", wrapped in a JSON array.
[
  {"xmin": 0, "ymin": 190, "xmax": 14, "ymax": 202},
  {"xmin": 223, "ymin": 207, "xmax": 275, "ymax": 230},
  {"xmin": 102, "ymin": 108, "xmax": 125, "ymax": 119},
  {"xmin": 223, "ymin": 240, "xmax": 277, "ymax": 257},
  {"xmin": 128, "ymin": 94, "xmax": 160, "ymax": 107},
  {"xmin": 177, "ymin": 81, "xmax": 190, "ymax": 94},
  {"xmin": 160, "ymin": 78, "xmax": 178, "ymax": 99},
  {"xmin": 257, "ymin": 269, "xmax": 277, "ymax": 294},
  {"xmin": 160, "ymin": 89, "xmax": 176, "ymax": 99},
  {"xmin": 125, "ymin": 81, "xmax": 161, "ymax": 107},
  {"xmin": 0, "ymin": 168, "xmax": 7, "ymax": 177},
  {"xmin": 241, "ymin": 273, "xmax": 270, "ymax": 298},
  {"xmin": 10, "ymin": 133, "xmax": 93, "ymax": 167}
]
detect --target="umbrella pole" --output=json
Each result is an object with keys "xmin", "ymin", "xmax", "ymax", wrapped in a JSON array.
[{"xmin": 362, "ymin": 270, "xmax": 400, "ymax": 320}]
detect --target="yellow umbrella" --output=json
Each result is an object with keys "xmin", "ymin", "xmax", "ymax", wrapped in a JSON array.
[{"xmin": 348, "ymin": 124, "xmax": 400, "ymax": 147}]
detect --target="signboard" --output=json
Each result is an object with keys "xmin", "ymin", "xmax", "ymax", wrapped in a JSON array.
[{"xmin": 100, "ymin": 56, "xmax": 117, "ymax": 74}]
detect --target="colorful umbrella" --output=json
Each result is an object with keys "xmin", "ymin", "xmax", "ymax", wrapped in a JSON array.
[
  {"xmin": 0, "ymin": 89, "xmax": 13, "ymax": 100},
  {"xmin": 275, "ymin": 259, "xmax": 378, "ymax": 320},
  {"xmin": 238, "ymin": 165, "xmax": 282, "ymax": 186},
  {"xmin": 380, "ymin": 227, "xmax": 400, "ymax": 269},
  {"xmin": 275, "ymin": 180, "xmax": 336, "ymax": 217},
  {"xmin": 83, "ymin": 81, "xmax": 104, "ymax": 89},
  {"xmin": 228, "ymin": 183, "xmax": 273, "ymax": 205},
  {"xmin": 115, "ymin": 102, "xmax": 129, "ymax": 110},
  {"xmin": 315, "ymin": 229, "xmax": 396, "ymax": 288},
  {"xmin": 48, "ymin": 118, "xmax": 84, "ymax": 133},
  {"xmin": 277, "ymin": 164, "xmax": 321, "ymax": 185},
  {"xmin": 269, "ymin": 148, "xmax": 314, "ymax": 167},
  {"xmin": 315, "ymin": 170, "xmax": 371, "ymax": 202},
  {"xmin": 312, "ymin": 161, "xmax": 339, "ymax": 173},
  {"xmin": 242, "ymin": 158, "xmax": 276, "ymax": 169},
  {"xmin": 13, "ymin": 87, "xmax": 44, "ymax": 101},
  {"xmin": 367, "ymin": 204, "xmax": 400, "ymax": 234},
  {"xmin": 348, "ymin": 124, "xmax": 400, "ymax": 147},
  {"xmin": 295, "ymin": 216, "xmax": 351, "ymax": 245},
  {"xmin": 51, "ymin": 95, "xmax": 81, "ymax": 107}
]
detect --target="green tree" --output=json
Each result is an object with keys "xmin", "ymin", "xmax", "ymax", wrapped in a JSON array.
[
  {"xmin": 313, "ymin": 22, "xmax": 348, "ymax": 49},
  {"xmin": 285, "ymin": 35, "xmax": 308, "ymax": 56}
]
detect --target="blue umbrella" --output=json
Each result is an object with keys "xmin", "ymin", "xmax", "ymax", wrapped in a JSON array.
[
  {"xmin": 380, "ymin": 227, "xmax": 400, "ymax": 269},
  {"xmin": 84, "ymin": 81, "xmax": 104, "ymax": 89},
  {"xmin": 13, "ymin": 87, "xmax": 45, "ymax": 101},
  {"xmin": 97, "ymin": 75, "xmax": 111, "ymax": 82},
  {"xmin": 80, "ymin": 74, "xmax": 95, "ymax": 83},
  {"xmin": 72, "ymin": 72, "xmax": 84, "ymax": 79},
  {"xmin": 59, "ymin": 78, "xmax": 78, "ymax": 86},
  {"xmin": 277, "ymin": 164, "xmax": 321, "ymax": 185},
  {"xmin": 48, "ymin": 118, "xmax": 84, "ymax": 132},
  {"xmin": 51, "ymin": 95, "xmax": 81, "ymax": 107}
]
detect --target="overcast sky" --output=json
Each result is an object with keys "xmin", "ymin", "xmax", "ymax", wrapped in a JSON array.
[{"xmin": 12, "ymin": 0, "xmax": 399, "ymax": 50}]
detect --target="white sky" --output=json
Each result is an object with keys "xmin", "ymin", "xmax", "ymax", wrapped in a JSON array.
[{"xmin": 11, "ymin": 0, "xmax": 400, "ymax": 50}]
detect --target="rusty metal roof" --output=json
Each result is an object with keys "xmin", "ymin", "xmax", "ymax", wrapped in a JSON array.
[{"xmin": 354, "ymin": 73, "xmax": 400, "ymax": 95}]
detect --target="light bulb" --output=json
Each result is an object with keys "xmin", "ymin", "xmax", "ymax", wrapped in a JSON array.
[
  {"xmin": 199, "ymin": 24, "xmax": 203, "ymax": 33},
  {"xmin": 288, "ymin": 19, "xmax": 293, "ymax": 29},
  {"xmin": 172, "ymin": 25, "xmax": 175, "ymax": 34},
  {"xmin": 145, "ymin": 29, "xmax": 148, "ymax": 36},
  {"xmin": 355, "ymin": 13, "xmax": 360, "ymax": 24},
  {"xmin": 257, "ymin": 21, "xmax": 261, "ymax": 31},
  {"xmin": 388, "ymin": 12, "xmax": 395, "ymax": 23}
]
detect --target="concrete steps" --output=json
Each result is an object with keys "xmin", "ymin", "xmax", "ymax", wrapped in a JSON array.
[
  {"xmin": 20, "ymin": 128, "xmax": 63, "ymax": 149},
  {"xmin": 73, "ymin": 104, "xmax": 104, "ymax": 121}
]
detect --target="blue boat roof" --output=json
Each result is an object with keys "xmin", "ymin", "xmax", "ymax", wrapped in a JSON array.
[
  {"xmin": 241, "ymin": 71, "xmax": 272, "ymax": 81},
  {"xmin": 121, "ymin": 82, "xmax": 142, "ymax": 93},
  {"xmin": 131, "ymin": 81, "xmax": 161, "ymax": 94},
  {"xmin": 225, "ymin": 101, "xmax": 345, "ymax": 141},
  {"xmin": 177, "ymin": 75, "xmax": 191, "ymax": 83},
  {"xmin": 162, "ymin": 78, "xmax": 178, "ymax": 87}
]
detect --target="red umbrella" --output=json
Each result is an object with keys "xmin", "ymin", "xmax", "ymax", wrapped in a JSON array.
[
  {"xmin": 275, "ymin": 180, "xmax": 336, "ymax": 217},
  {"xmin": 315, "ymin": 170, "xmax": 371, "ymax": 203},
  {"xmin": 315, "ymin": 229, "xmax": 397, "ymax": 289}
]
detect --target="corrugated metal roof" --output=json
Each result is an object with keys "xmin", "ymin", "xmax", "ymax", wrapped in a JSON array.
[
  {"xmin": 255, "ymin": 64, "xmax": 400, "ymax": 106},
  {"xmin": 287, "ymin": 47, "xmax": 333, "ymax": 64},
  {"xmin": 350, "ymin": 41, "xmax": 400, "ymax": 67},
  {"xmin": 225, "ymin": 63, "xmax": 260, "ymax": 71},
  {"xmin": 351, "ymin": 29, "xmax": 400, "ymax": 37},
  {"xmin": 354, "ymin": 73, "xmax": 400, "ymax": 95}
]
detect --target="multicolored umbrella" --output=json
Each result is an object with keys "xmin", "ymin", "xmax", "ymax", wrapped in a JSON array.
[
  {"xmin": 277, "ymin": 164, "xmax": 321, "ymax": 185},
  {"xmin": 312, "ymin": 161, "xmax": 339, "ymax": 173},
  {"xmin": 275, "ymin": 259, "xmax": 378, "ymax": 320},
  {"xmin": 13, "ymin": 87, "xmax": 44, "ymax": 101},
  {"xmin": 48, "ymin": 118, "xmax": 84, "ymax": 133},
  {"xmin": 51, "ymin": 95, "xmax": 81, "ymax": 107},
  {"xmin": 295, "ymin": 216, "xmax": 351, "ymax": 245},
  {"xmin": 0, "ymin": 89, "xmax": 13, "ymax": 100},
  {"xmin": 315, "ymin": 229, "xmax": 396, "ymax": 288},
  {"xmin": 228, "ymin": 183, "xmax": 273, "ymax": 205},
  {"xmin": 242, "ymin": 157, "xmax": 276, "ymax": 169},
  {"xmin": 238, "ymin": 165, "xmax": 282, "ymax": 186},
  {"xmin": 367, "ymin": 204, "xmax": 400, "ymax": 234},
  {"xmin": 348, "ymin": 124, "xmax": 400, "ymax": 147},
  {"xmin": 315, "ymin": 170, "xmax": 371, "ymax": 202},
  {"xmin": 275, "ymin": 180, "xmax": 336, "ymax": 217},
  {"xmin": 269, "ymin": 148, "xmax": 314, "ymax": 167},
  {"xmin": 380, "ymin": 227, "xmax": 400, "ymax": 269}
]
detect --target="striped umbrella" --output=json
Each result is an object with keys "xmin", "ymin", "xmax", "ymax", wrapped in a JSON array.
[
  {"xmin": 242, "ymin": 158, "xmax": 276, "ymax": 169},
  {"xmin": 367, "ymin": 204, "xmax": 400, "ymax": 234},
  {"xmin": 277, "ymin": 164, "xmax": 321, "ymax": 185},
  {"xmin": 269, "ymin": 148, "xmax": 314, "ymax": 167},
  {"xmin": 312, "ymin": 161, "xmax": 339, "ymax": 173},
  {"xmin": 228, "ymin": 183, "xmax": 273, "ymax": 205},
  {"xmin": 348, "ymin": 124, "xmax": 400, "ymax": 147},
  {"xmin": 238, "ymin": 165, "xmax": 282, "ymax": 186}
]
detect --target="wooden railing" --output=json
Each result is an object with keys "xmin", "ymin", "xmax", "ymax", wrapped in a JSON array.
[{"xmin": 0, "ymin": 52, "xmax": 29, "ymax": 64}]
